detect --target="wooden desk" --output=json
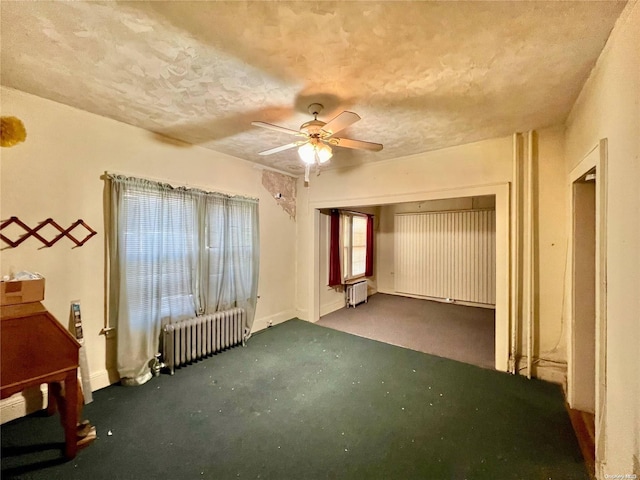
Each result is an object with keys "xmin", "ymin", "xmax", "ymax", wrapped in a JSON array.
[{"xmin": 1, "ymin": 302, "xmax": 81, "ymax": 459}]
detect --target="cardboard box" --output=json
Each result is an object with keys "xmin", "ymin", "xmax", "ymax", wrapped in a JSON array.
[{"xmin": 0, "ymin": 278, "xmax": 45, "ymax": 306}]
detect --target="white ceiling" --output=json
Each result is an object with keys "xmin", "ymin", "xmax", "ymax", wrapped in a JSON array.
[{"xmin": 0, "ymin": 1, "xmax": 626, "ymax": 175}]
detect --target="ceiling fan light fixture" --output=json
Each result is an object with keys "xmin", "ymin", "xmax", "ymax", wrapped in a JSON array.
[
  {"xmin": 316, "ymin": 143, "xmax": 332, "ymax": 164},
  {"xmin": 298, "ymin": 142, "xmax": 317, "ymax": 165},
  {"xmin": 298, "ymin": 140, "xmax": 333, "ymax": 165},
  {"xmin": 254, "ymin": 103, "xmax": 381, "ymax": 185}
]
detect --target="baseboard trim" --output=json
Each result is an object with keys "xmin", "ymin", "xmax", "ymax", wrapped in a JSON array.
[
  {"xmin": 1, "ymin": 368, "xmax": 119, "ymax": 424},
  {"xmin": 90, "ymin": 368, "xmax": 120, "ymax": 391},
  {"xmin": 252, "ymin": 309, "xmax": 297, "ymax": 333},
  {"xmin": 320, "ymin": 298, "xmax": 346, "ymax": 317},
  {"xmin": 515, "ymin": 358, "xmax": 568, "ymax": 386},
  {"xmin": 532, "ymin": 365, "xmax": 567, "ymax": 386},
  {"xmin": 0, "ymin": 386, "xmax": 46, "ymax": 424},
  {"xmin": 377, "ymin": 290, "xmax": 495, "ymax": 310}
]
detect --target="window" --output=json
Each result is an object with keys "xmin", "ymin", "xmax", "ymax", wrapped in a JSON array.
[
  {"xmin": 120, "ymin": 187, "xmax": 198, "ymax": 325},
  {"xmin": 342, "ymin": 213, "xmax": 368, "ymax": 280},
  {"xmin": 109, "ymin": 175, "xmax": 259, "ymax": 382}
]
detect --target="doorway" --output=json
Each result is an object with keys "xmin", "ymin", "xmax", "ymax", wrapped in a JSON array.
[
  {"xmin": 568, "ymin": 139, "xmax": 608, "ymax": 477},
  {"xmin": 572, "ymin": 169, "xmax": 596, "ymax": 414},
  {"xmin": 309, "ymin": 183, "xmax": 511, "ymax": 372}
]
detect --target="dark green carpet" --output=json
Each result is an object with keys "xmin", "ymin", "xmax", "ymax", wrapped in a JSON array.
[{"xmin": 1, "ymin": 319, "xmax": 587, "ymax": 480}]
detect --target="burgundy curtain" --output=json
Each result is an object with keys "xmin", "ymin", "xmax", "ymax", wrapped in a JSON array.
[
  {"xmin": 328, "ymin": 210, "xmax": 342, "ymax": 286},
  {"xmin": 365, "ymin": 215, "xmax": 374, "ymax": 277}
]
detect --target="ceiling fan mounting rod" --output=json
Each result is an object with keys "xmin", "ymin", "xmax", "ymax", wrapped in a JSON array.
[{"xmin": 307, "ymin": 103, "xmax": 324, "ymax": 118}]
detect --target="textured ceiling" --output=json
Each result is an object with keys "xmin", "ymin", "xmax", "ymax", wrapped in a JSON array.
[{"xmin": 0, "ymin": 1, "xmax": 626, "ymax": 174}]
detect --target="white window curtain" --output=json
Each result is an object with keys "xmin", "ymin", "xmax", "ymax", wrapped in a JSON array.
[
  {"xmin": 202, "ymin": 194, "xmax": 260, "ymax": 322},
  {"xmin": 108, "ymin": 175, "xmax": 259, "ymax": 385}
]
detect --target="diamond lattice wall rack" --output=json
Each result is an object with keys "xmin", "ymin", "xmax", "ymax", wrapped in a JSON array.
[{"xmin": 0, "ymin": 217, "xmax": 97, "ymax": 248}]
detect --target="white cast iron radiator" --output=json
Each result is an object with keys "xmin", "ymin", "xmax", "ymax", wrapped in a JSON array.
[
  {"xmin": 346, "ymin": 280, "xmax": 368, "ymax": 308},
  {"xmin": 162, "ymin": 308, "xmax": 246, "ymax": 375}
]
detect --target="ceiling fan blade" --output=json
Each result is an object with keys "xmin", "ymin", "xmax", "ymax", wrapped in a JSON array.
[
  {"xmin": 258, "ymin": 142, "xmax": 304, "ymax": 156},
  {"xmin": 321, "ymin": 111, "xmax": 361, "ymax": 136},
  {"xmin": 328, "ymin": 137, "xmax": 383, "ymax": 152},
  {"xmin": 252, "ymin": 121, "xmax": 301, "ymax": 136}
]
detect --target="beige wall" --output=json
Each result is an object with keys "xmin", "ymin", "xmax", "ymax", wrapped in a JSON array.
[
  {"xmin": 565, "ymin": 2, "xmax": 640, "ymax": 476},
  {"xmin": 0, "ymin": 87, "xmax": 297, "ymax": 421},
  {"xmin": 533, "ymin": 127, "xmax": 568, "ymax": 361}
]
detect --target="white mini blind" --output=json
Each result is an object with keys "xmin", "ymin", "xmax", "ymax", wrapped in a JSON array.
[
  {"xmin": 341, "ymin": 212, "xmax": 368, "ymax": 280},
  {"xmin": 351, "ymin": 215, "xmax": 368, "ymax": 277},
  {"xmin": 121, "ymin": 186, "xmax": 198, "ymax": 326},
  {"xmin": 394, "ymin": 210, "xmax": 496, "ymax": 305}
]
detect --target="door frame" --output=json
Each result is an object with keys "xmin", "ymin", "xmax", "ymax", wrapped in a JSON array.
[
  {"xmin": 567, "ymin": 139, "xmax": 608, "ymax": 472},
  {"xmin": 308, "ymin": 182, "xmax": 511, "ymax": 372}
]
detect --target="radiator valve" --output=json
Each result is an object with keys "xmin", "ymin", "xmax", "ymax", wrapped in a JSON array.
[{"xmin": 150, "ymin": 353, "xmax": 165, "ymax": 377}]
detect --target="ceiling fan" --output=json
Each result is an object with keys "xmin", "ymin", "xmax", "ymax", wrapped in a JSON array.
[{"xmin": 252, "ymin": 103, "xmax": 383, "ymax": 182}]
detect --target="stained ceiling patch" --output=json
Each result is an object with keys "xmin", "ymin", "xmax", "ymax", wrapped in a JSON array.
[{"xmin": 261, "ymin": 170, "xmax": 296, "ymax": 219}]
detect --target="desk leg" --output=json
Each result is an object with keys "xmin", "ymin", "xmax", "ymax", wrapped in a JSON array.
[
  {"xmin": 46, "ymin": 383, "xmax": 57, "ymax": 416},
  {"xmin": 63, "ymin": 373, "xmax": 78, "ymax": 459}
]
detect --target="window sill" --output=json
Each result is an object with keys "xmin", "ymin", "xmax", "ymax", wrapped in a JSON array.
[{"xmin": 344, "ymin": 276, "xmax": 368, "ymax": 285}]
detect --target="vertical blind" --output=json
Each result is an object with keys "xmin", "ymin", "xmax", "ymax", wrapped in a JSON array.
[{"xmin": 394, "ymin": 210, "xmax": 496, "ymax": 305}]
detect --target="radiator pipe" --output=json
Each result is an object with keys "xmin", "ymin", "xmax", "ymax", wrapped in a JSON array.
[
  {"xmin": 526, "ymin": 131, "xmax": 535, "ymax": 380},
  {"xmin": 509, "ymin": 133, "xmax": 522, "ymax": 375}
]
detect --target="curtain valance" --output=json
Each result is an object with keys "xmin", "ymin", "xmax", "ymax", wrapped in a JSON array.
[{"xmin": 106, "ymin": 173, "xmax": 259, "ymax": 204}]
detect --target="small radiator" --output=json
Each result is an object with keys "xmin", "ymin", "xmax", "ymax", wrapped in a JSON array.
[
  {"xmin": 162, "ymin": 308, "xmax": 246, "ymax": 375},
  {"xmin": 346, "ymin": 280, "xmax": 368, "ymax": 308}
]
